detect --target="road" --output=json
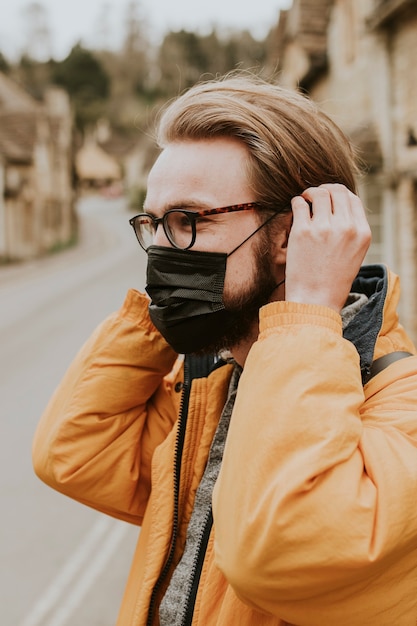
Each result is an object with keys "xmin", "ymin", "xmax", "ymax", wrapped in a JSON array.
[{"xmin": 0, "ymin": 195, "xmax": 148, "ymax": 626}]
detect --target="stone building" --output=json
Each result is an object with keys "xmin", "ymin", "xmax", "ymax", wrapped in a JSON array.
[
  {"xmin": 275, "ymin": 0, "xmax": 417, "ymax": 339},
  {"xmin": 0, "ymin": 72, "xmax": 75, "ymax": 262}
]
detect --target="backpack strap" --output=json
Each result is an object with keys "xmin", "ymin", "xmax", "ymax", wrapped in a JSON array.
[
  {"xmin": 369, "ymin": 351, "xmax": 413, "ymax": 381},
  {"xmin": 187, "ymin": 351, "xmax": 414, "ymax": 384}
]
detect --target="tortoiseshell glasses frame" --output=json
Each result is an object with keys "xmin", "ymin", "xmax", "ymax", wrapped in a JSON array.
[{"xmin": 129, "ymin": 202, "xmax": 263, "ymax": 252}]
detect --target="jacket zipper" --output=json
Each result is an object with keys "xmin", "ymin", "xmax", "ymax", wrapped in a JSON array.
[
  {"xmin": 146, "ymin": 356, "xmax": 191, "ymax": 626},
  {"xmin": 180, "ymin": 507, "xmax": 214, "ymax": 626}
]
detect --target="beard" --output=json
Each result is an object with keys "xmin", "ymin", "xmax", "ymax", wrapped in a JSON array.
[{"xmin": 193, "ymin": 235, "xmax": 277, "ymax": 356}]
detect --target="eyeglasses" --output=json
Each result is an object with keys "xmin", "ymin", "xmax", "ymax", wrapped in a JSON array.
[{"xmin": 129, "ymin": 202, "xmax": 262, "ymax": 251}]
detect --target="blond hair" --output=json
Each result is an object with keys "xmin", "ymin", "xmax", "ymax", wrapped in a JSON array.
[{"xmin": 156, "ymin": 73, "xmax": 358, "ymax": 213}]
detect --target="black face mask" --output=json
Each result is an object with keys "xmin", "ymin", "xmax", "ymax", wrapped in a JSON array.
[
  {"xmin": 146, "ymin": 246, "xmax": 235, "ymax": 354},
  {"xmin": 145, "ymin": 214, "xmax": 280, "ymax": 354}
]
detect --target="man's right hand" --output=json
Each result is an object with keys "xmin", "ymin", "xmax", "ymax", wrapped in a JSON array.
[{"xmin": 284, "ymin": 183, "xmax": 372, "ymax": 313}]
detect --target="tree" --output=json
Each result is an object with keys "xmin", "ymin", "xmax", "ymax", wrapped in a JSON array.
[
  {"xmin": 14, "ymin": 53, "xmax": 52, "ymax": 100},
  {"xmin": 121, "ymin": 0, "xmax": 150, "ymax": 95},
  {"xmin": 21, "ymin": 2, "xmax": 52, "ymax": 61},
  {"xmin": 51, "ymin": 44, "xmax": 110, "ymax": 130},
  {"xmin": 155, "ymin": 28, "xmax": 271, "ymax": 97},
  {"xmin": 0, "ymin": 52, "xmax": 10, "ymax": 74},
  {"xmin": 156, "ymin": 29, "xmax": 218, "ymax": 96}
]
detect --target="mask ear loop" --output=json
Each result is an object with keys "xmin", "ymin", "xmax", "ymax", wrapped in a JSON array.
[
  {"xmin": 226, "ymin": 211, "xmax": 286, "ymax": 297},
  {"xmin": 265, "ymin": 278, "xmax": 285, "ymax": 302},
  {"xmin": 226, "ymin": 211, "xmax": 280, "ymax": 257}
]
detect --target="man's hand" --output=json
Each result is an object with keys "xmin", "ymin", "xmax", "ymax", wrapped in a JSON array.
[{"xmin": 284, "ymin": 184, "xmax": 372, "ymax": 313}]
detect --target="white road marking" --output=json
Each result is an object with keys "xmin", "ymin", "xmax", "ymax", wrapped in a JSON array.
[{"xmin": 20, "ymin": 516, "xmax": 129, "ymax": 626}]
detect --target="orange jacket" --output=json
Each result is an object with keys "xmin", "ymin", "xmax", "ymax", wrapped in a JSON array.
[{"xmin": 33, "ymin": 265, "xmax": 417, "ymax": 625}]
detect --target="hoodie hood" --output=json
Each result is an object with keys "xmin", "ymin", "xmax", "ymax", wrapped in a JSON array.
[{"xmin": 344, "ymin": 264, "xmax": 389, "ymax": 384}]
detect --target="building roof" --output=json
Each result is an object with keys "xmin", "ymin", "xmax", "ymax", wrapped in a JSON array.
[
  {"xmin": 100, "ymin": 133, "xmax": 138, "ymax": 159},
  {"xmin": 75, "ymin": 140, "xmax": 122, "ymax": 181},
  {"xmin": 0, "ymin": 112, "xmax": 38, "ymax": 163},
  {"xmin": 0, "ymin": 71, "xmax": 44, "ymax": 164},
  {"xmin": 0, "ymin": 71, "xmax": 41, "ymax": 113}
]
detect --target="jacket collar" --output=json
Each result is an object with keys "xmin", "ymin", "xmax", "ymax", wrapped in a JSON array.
[{"xmin": 343, "ymin": 264, "xmax": 388, "ymax": 384}]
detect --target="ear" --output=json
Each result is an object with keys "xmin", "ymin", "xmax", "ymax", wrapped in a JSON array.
[{"xmin": 270, "ymin": 213, "xmax": 291, "ymax": 266}]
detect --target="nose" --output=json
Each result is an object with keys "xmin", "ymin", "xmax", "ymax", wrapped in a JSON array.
[{"xmin": 152, "ymin": 221, "xmax": 172, "ymax": 247}]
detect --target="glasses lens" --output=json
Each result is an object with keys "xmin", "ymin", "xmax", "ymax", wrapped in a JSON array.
[
  {"xmin": 134, "ymin": 215, "xmax": 155, "ymax": 250},
  {"xmin": 164, "ymin": 211, "xmax": 194, "ymax": 249}
]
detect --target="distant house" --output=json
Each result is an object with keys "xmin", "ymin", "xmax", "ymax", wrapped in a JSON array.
[
  {"xmin": 75, "ymin": 134, "xmax": 122, "ymax": 193},
  {"xmin": 0, "ymin": 72, "xmax": 75, "ymax": 262},
  {"xmin": 75, "ymin": 117, "xmax": 158, "ymax": 208}
]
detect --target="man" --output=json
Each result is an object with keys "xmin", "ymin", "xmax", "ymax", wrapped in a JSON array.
[{"xmin": 33, "ymin": 74, "xmax": 417, "ymax": 625}]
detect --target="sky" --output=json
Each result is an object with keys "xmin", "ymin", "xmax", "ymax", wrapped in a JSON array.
[{"xmin": 0, "ymin": 0, "xmax": 293, "ymax": 61}]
